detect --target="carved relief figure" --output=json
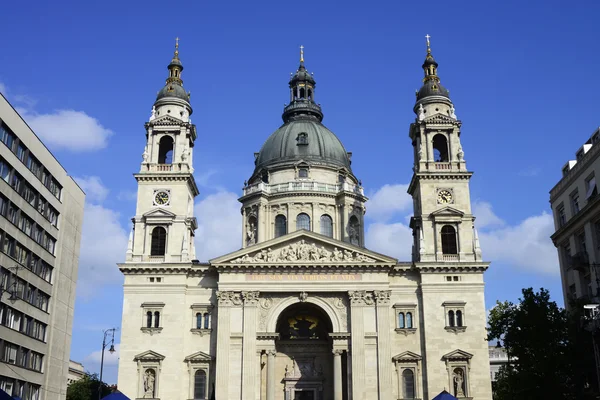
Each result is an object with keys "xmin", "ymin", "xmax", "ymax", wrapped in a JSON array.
[
  {"xmin": 230, "ymin": 240, "xmax": 374, "ymax": 263},
  {"xmin": 143, "ymin": 369, "xmax": 156, "ymax": 398},
  {"xmin": 418, "ymin": 103, "xmax": 425, "ymax": 121},
  {"xmin": 142, "ymin": 146, "xmax": 149, "ymax": 162},
  {"xmin": 246, "ymin": 219, "xmax": 257, "ymax": 246},
  {"xmin": 453, "ymin": 368, "xmax": 466, "ymax": 397}
]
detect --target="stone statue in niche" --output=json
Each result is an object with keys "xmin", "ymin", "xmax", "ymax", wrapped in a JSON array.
[
  {"xmin": 143, "ymin": 369, "xmax": 156, "ymax": 398},
  {"xmin": 142, "ymin": 146, "xmax": 149, "ymax": 162},
  {"xmin": 149, "ymin": 106, "xmax": 156, "ymax": 121},
  {"xmin": 181, "ymin": 148, "xmax": 189, "ymax": 162},
  {"xmin": 418, "ymin": 104, "xmax": 425, "ymax": 121},
  {"xmin": 453, "ymin": 368, "xmax": 466, "ymax": 397},
  {"xmin": 246, "ymin": 220, "xmax": 257, "ymax": 246},
  {"xmin": 450, "ymin": 104, "xmax": 457, "ymax": 119},
  {"xmin": 457, "ymin": 146, "xmax": 464, "ymax": 161}
]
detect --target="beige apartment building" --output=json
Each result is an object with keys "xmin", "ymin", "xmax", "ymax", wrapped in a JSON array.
[
  {"xmin": 0, "ymin": 93, "xmax": 85, "ymax": 399},
  {"xmin": 550, "ymin": 128, "xmax": 600, "ymax": 308}
]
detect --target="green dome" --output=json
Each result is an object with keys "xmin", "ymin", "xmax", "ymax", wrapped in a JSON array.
[
  {"xmin": 156, "ymin": 83, "xmax": 189, "ymax": 102},
  {"xmin": 254, "ymin": 119, "xmax": 351, "ymax": 172}
]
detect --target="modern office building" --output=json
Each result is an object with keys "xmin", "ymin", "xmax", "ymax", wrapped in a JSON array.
[
  {"xmin": 0, "ymin": 93, "xmax": 85, "ymax": 399},
  {"xmin": 550, "ymin": 127, "xmax": 600, "ymax": 308}
]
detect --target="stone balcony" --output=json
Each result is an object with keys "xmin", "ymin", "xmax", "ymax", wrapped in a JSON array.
[
  {"xmin": 140, "ymin": 163, "xmax": 192, "ymax": 173},
  {"xmin": 242, "ymin": 181, "xmax": 364, "ymax": 197}
]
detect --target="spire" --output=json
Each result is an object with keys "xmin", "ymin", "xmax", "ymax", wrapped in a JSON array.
[
  {"xmin": 422, "ymin": 34, "xmax": 439, "ymax": 83},
  {"xmin": 283, "ymin": 46, "xmax": 323, "ymax": 123},
  {"xmin": 166, "ymin": 37, "xmax": 184, "ymax": 86},
  {"xmin": 415, "ymin": 34, "xmax": 450, "ymax": 102},
  {"xmin": 300, "ymin": 45, "xmax": 305, "ymax": 66}
]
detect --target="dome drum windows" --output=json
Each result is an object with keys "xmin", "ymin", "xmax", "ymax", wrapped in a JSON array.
[
  {"xmin": 320, "ymin": 214, "xmax": 333, "ymax": 237},
  {"xmin": 296, "ymin": 213, "xmax": 311, "ymax": 231},
  {"xmin": 275, "ymin": 215, "xmax": 287, "ymax": 238}
]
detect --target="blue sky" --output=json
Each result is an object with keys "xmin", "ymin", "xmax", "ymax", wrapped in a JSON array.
[{"xmin": 1, "ymin": 0, "xmax": 598, "ymax": 385}]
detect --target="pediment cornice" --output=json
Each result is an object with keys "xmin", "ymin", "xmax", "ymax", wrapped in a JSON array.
[
  {"xmin": 430, "ymin": 206, "xmax": 464, "ymax": 217},
  {"xmin": 142, "ymin": 208, "xmax": 177, "ymax": 219},
  {"xmin": 422, "ymin": 113, "xmax": 461, "ymax": 126},
  {"xmin": 393, "ymin": 350, "xmax": 422, "ymax": 362},
  {"xmin": 184, "ymin": 350, "xmax": 212, "ymax": 363},
  {"xmin": 210, "ymin": 230, "xmax": 396, "ymax": 269},
  {"xmin": 442, "ymin": 349, "xmax": 473, "ymax": 361},
  {"xmin": 134, "ymin": 350, "xmax": 165, "ymax": 362},
  {"xmin": 146, "ymin": 114, "xmax": 187, "ymax": 127}
]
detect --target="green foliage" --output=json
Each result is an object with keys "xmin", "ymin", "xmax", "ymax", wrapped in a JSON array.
[
  {"xmin": 66, "ymin": 373, "xmax": 112, "ymax": 400},
  {"xmin": 488, "ymin": 288, "xmax": 600, "ymax": 400}
]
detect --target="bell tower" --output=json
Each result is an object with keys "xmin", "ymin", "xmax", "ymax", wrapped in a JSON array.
[
  {"xmin": 126, "ymin": 38, "xmax": 199, "ymax": 263},
  {"xmin": 408, "ymin": 35, "xmax": 482, "ymax": 263}
]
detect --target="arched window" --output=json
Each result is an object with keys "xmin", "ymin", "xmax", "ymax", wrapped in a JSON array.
[
  {"xmin": 275, "ymin": 215, "xmax": 287, "ymax": 238},
  {"xmin": 441, "ymin": 225, "xmax": 458, "ymax": 254},
  {"xmin": 456, "ymin": 310, "xmax": 463, "ymax": 327},
  {"xmin": 432, "ymin": 134, "xmax": 449, "ymax": 162},
  {"xmin": 151, "ymin": 227, "xmax": 167, "ymax": 256},
  {"xmin": 204, "ymin": 313, "xmax": 210, "ymax": 329},
  {"xmin": 406, "ymin": 312, "xmax": 413, "ymax": 328},
  {"xmin": 154, "ymin": 311, "xmax": 160, "ymax": 328},
  {"xmin": 194, "ymin": 369, "xmax": 207, "ymax": 399},
  {"xmin": 299, "ymin": 87, "xmax": 306, "ymax": 99},
  {"xmin": 196, "ymin": 313, "xmax": 202, "ymax": 329},
  {"xmin": 146, "ymin": 311, "xmax": 152, "ymax": 328},
  {"xmin": 348, "ymin": 216, "xmax": 360, "ymax": 245},
  {"xmin": 403, "ymin": 369, "xmax": 416, "ymax": 399},
  {"xmin": 307, "ymin": 88, "xmax": 313, "ymax": 100},
  {"xmin": 297, "ymin": 213, "xmax": 310, "ymax": 231},
  {"xmin": 398, "ymin": 313, "xmax": 405, "ymax": 328},
  {"xmin": 158, "ymin": 136, "xmax": 174, "ymax": 164},
  {"xmin": 448, "ymin": 310, "xmax": 455, "ymax": 327},
  {"xmin": 320, "ymin": 215, "xmax": 333, "ymax": 237}
]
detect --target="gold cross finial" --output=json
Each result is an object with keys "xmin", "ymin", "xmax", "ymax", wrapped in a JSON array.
[
  {"xmin": 300, "ymin": 45, "xmax": 304, "ymax": 63},
  {"xmin": 425, "ymin": 34, "xmax": 431, "ymax": 53},
  {"xmin": 175, "ymin": 37, "xmax": 180, "ymax": 49}
]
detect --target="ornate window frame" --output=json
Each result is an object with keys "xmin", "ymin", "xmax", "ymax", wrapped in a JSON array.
[
  {"xmin": 443, "ymin": 301, "xmax": 466, "ymax": 333},
  {"xmin": 184, "ymin": 351, "xmax": 212, "ymax": 400},
  {"xmin": 141, "ymin": 302, "xmax": 165, "ymax": 335},
  {"xmin": 392, "ymin": 351, "xmax": 422, "ymax": 400},
  {"xmin": 190, "ymin": 304, "xmax": 213, "ymax": 336},
  {"xmin": 134, "ymin": 350, "xmax": 165, "ymax": 399},
  {"xmin": 393, "ymin": 303, "xmax": 417, "ymax": 335},
  {"xmin": 442, "ymin": 349, "xmax": 473, "ymax": 399}
]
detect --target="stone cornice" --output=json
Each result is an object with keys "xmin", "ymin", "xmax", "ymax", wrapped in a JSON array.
[
  {"xmin": 215, "ymin": 263, "xmax": 394, "ymax": 272},
  {"xmin": 414, "ymin": 262, "xmax": 489, "ymax": 273}
]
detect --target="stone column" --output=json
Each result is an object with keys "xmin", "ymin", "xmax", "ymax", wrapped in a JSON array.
[
  {"xmin": 242, "ymin": 291, "xmax": 260, "ymax": 400},
  {"xmin": 333, "ymin": 350, "xmax": 343, "ymax": 400},
  {"xmin": 215, "ymin": 291, "xmax": 236, "ymax": 399},
  {"xmin": 395, "ymin": 363, "xmax": 402, "ymax": 400},
  {"xmin": 349, "ymin": 291, "xmax": 372, "ymax": 400},
  {"xmin": 375, "ymin": 290, "xmax": 393, "ymax": 400},
  {"xmin": 266, "ymin": 350, "xmax": 276, "ymax": 400}
]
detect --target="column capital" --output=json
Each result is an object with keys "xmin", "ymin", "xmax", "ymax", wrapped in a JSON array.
[
  {"xmin": 267, "ymin": 350, "xmax": 277, "ymax": 357},
  {"xmin": 332, "ymin": 349, "xmax": 344, "ymax": 356},
  {"xmin": 216, "ymin": 290, "xmax": 243, "ymax": 306},
  {"xmin": 242, "ymin": 290, "xmax": 260, "ymax": 306},
  {"xmin": 374, "ymin": 290, "xmax": 391, "ymax": 305},
  {"xmin": 348, "ymin": 290, "xmax": 375, "ymax": 306}
]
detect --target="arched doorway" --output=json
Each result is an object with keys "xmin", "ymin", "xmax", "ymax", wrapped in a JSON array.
[{"xmin": 273, "ymin": 302, "xmax": 338, "ymax": 400}]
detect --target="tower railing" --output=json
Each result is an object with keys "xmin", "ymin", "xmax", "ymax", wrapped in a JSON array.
[{"xmin": 242, "ymin": 181, "xmax": 364, "ymax": 197}]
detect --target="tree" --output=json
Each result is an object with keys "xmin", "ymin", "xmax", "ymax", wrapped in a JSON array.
[
  {"xmin": 66, "ymin": 373, "xmax": 112, "ymax": 400},
  {"xmin": 488, "ymin": 288, "xmax": 576, "ymax": 400}
]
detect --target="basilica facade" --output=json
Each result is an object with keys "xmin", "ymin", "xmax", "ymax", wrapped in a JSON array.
[{"xmin": 117, "ymin": 39, "xmax": 492, "ymax": 400}]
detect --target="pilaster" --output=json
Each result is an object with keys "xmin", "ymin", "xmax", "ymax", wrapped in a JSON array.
[
  {"xmin": 374, "ymin": 290, "xmax": 393, "ymax": 400},
  {"xmin": 242, "ymin": 291, "xmax": 260, "ymax": 400},
  {"xmin": 215, "ymin": 291, "xmax": 240, "ymax": 399},
  {"xmin": 349, "ymin": 290, "xmax": 373, "ymax": 400}
]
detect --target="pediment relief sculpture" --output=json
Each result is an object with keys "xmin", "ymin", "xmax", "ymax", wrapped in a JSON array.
[{"xmin": 230, "ymin": 239, "xmax": 375, "ymax": 264}]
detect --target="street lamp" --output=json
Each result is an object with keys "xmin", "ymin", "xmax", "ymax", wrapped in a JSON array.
[
  {"xmin": 0, "ymin": 267, "xmax": 21, "ymax": 302},
  {"xmin": 98, "ymin": 328, "xmax": 117, "ymax": 400}
]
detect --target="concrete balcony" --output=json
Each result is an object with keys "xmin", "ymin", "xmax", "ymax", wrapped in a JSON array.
[
  {"xmin": 242, "ymin": 181, "xmax": 364, "ymax": 197},
  {"xmin": 568, "ymin": 251, "xmax": 589, "ymax": 272}
]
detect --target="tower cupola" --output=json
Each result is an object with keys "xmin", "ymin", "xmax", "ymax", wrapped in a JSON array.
[
  {"xmin": 282, "ymin": 46, "xmax": 323, "ymax": 123},
  {"xmin": 156, "ymin": 38, "xmax": 191, "ymax": 104},
  {"xmin": 415, "ymin": 35, "xmax": 450, "ymax": 103}
]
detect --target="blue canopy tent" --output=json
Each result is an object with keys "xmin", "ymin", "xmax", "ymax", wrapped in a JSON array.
[
  {"xmin": 433, "ymin": 390, "xmax": 459, "ymax": 400},
  {"xmin": 0, "ymin": 389, "xmax": 12, "ymax": 400},
  {"xmin": 101, "ymin": 393, "xmax": 130, "ymax": 400}
]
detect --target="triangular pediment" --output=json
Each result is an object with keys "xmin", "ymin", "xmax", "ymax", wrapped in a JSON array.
[
  {"xmin": 430, "ymin": 206, "xmax": 464, "ymax": 218},
  {"xmin": 442, "ymin": 349, "xmax": 473, "ymax": 361},
  {"xmin": 423, "ymin": 113, "xmax": 459, "ymax": 125},
  {"xmin": 148, "ymin": 114, "xmax": 185, "ymax": 126},
  {"xmin": 142, "ymin": 208, "xmax": 177, "ymax": 219},
  {"xmin": 392, "ymin": 351, "xmax": 422, "ymax": 362},
  {"xmin": 134, "ymin": 350, "xmax": 165, "ymax": 362},
  {"xmin": 210, "ymin": 230, "xmax": 397, "ymax": 266},
  {"xmin": 184, "ymin": 350, "xmax": 212, "ymax": 362}
]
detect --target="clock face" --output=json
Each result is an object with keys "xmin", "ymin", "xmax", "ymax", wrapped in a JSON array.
[
  {"xmin": 437, "ymin": 189, "xmax": 453, "ymax": 204},
  {"xmin": 154, "ymin": 191, "xmax": 170, "ymax": 206}
]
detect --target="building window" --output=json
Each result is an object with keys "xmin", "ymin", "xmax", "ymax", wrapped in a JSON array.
[
  {"xmin": 146, "ymin": 311, "xmax": 152, "ymax": 328},
  {"xmin": 190, "ymin": 304, "xmax": 213, "ymax": 334},
  {"xmin": 444, "ymin": 302, "xmax": 466, "ymax": 332},
  {"xmin": 0, "ymin": 124, "xmax": 15, "ymax": 151},
  {"xmin": 196, "ymin": 313, "xmax": 202, "ymax": 329},
  {"xmin": 432, "ymin": 134, "xmax": 449, "ymax": 162},
  {"xmin": 16, "ymin": 144, "xmax": 26, "ymax": 163},
  {"xmin": 0, "ymin": 158, "xmax": 9, "ymax": 182},
  {"xmin": 441, "ymin": 225, "xmax": 458, "ymax": 254},
  {"xmin": 194, "ymin": 370, "xmax": 207, "ymax": 399},
  {"xmin": 571, "ymin": 190, "xmax": 580, "ymax": 215},
  {"xmin": 153, "ymin": 311, "xmax": 160, "ymax": 328},
  {"xmin": 298, "ymin": 168, "xmax": 308, "ymax": 178},
  {"xmin": 448, "ymin": 310, "xmax": 455, "ymax": 327},
  {"xmin": 141, "ymin": 303, "xmax": 164, "ymax": 332},
  {"xmin": 296, "ymin": 132, "xmax": 308, "ymax": 145},
  {"xmin": 320, "ymin": 214, "xmax": 333, "ymax": 237},
  {"xmin": 348, "ymin": 215, "xmax": 360, "ymax": 246},
  {"xmin": 296, "ymin": 213, "xmax": 310, "ymax": 231},
  {"xmin": 399, "ymin": 313, "xmax": 405, "ymax": 328},
  {"xmin": 587, "ymin": 174, "xmax": 598, "ymax": 199},
  {"xmin": 557, "ymin": 204, "xmax": 566, "ymax": 227},
  {"xmin": 158, "ymin": 136, "xmax": 174, "ymax": 164},
  {"xmin": 151, "ymin": 227, "xmax": 167, "ymax": 256},
  {"xmin": 403, "ymin": 369, "xmax": 416, "ymax": 399},
  {"xmin": 275, "ymin": 215, "xmax": 287, "ymax": 238},
  {"xmin": 394, "ymin": 304, "xmax": 417, "ymax": 333}
]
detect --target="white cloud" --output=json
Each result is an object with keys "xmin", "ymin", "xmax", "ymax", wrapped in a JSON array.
[
  {"xmin": 19, "ymin": 109, "xmax": 113, "ymax": 152},
  {"xmin": 365, "ymin": 222, "xmax": 413, "ymax": 260},
  {"xmin": 84, "ymin": 343, "xmax": 120, "ymax": 366},
  {"xmin": 473, "ymin": 201, "xmax": 505, "ymax": 230},
  {"xmin": 117, "ymin": 190, "xmax": 138, "ymax": 202},
  {"xmin": 478, "ymin": 212, "xmax": 559, "ymax": 275},
  {"xmin": 367, "ymin": 184, "xmax": 412, "ymax": 221},
  {"xmin": 75, "ymin": 176, "xmax": 109, "ymax": 204},
  {"xmin": 194, "ymin": 191, "xmax": 242, "ymax": 261}
]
